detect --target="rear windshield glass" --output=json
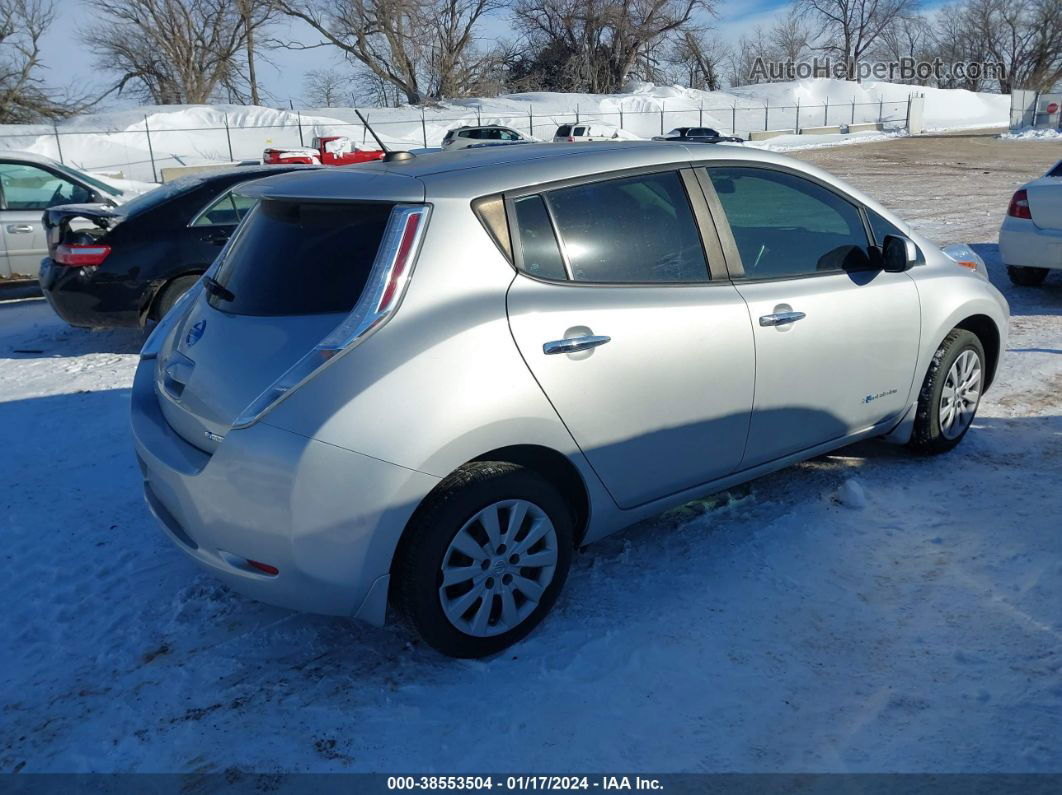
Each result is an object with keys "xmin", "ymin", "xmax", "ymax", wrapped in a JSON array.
[
  {"xmin": 209, "ymin": 200, "xmax": 393, "ymax": 316},
  {"xmin": 556, "ymin": 125, "xmax": 571, "ymax": 136}
]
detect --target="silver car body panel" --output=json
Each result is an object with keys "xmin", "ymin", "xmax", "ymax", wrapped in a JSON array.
[{"xmin": 132, "ymin": 142, "xmax": 1009, "ymax": 626}]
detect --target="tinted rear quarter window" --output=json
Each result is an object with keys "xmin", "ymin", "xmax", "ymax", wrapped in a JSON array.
[
  {"xmin": 512, "ymin": 195, "xmax": 567, "ymax": 280},
  {"xmin": 210, "ymin": 200, "xmax": 393, "ymax": 315}
]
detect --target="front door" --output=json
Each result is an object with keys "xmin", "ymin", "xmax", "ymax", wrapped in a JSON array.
[
  {"xmin": 505, "ymin": 169, "xmax": 756, "ymax": 509},
  {"xmin": 703, "ymin": 165, "xmax": 921, "ymax": 467},
  {"xmin": 0, "ymin": 160, "xmax": 95, "ymax": 276}
]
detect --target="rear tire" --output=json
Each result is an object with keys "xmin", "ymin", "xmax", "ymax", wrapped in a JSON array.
[
  {"xmin": 1006, "ymin": 265, "xmax": 1049, "ymax": 286},
  {"xmin": 394, "ymin": 462, "xmax": 573, "ymax": 658},
  {"xmin": 152, "ymin": 275, "xmax": 200, "ymax": 321},
  {"xmin": 909, "ymin": 329, "xmax": 985, "ymax": 455}
]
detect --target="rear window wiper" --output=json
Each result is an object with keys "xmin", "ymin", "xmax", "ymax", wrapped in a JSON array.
[{"xmin": 203, "ymin": 275, "xmax": 235, "ymax": 302}]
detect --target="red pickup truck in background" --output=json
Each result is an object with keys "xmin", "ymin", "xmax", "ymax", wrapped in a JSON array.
[{"xmin": 263, "ymin": 136, "xmax": 385, "ymax": 166}]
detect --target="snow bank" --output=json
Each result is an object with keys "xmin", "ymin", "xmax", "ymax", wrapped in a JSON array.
[
  {"xmin": 0, "ymin": 80, "xmax": 1011, "ymax": 182},
  {"xmin": 1001, "ymin": 128, "xmax": 1062, "ymax": 141}
]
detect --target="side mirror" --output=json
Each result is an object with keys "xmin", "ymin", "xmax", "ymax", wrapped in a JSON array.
[{"xmin": 882, "ymin": 234, "xmax": 918, "ymax": 272}]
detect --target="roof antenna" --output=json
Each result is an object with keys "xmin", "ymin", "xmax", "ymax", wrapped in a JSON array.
[{"xmin": 355, "ymin": 108, "xmax": 389, "ymax": 153}]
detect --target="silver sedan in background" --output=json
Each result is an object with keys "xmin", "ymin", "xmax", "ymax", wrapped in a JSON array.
[{"xmin": 132, "ymin": 143, "xmax": 1009, "ymax": 657}]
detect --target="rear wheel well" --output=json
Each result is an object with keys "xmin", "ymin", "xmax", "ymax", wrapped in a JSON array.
[
  {"xmin": 468, "ymin": 445, "xmax": 590, "ymax": 546},
  {"xmin": 953, "ymin": 314, "xmax": 1000, "ymax": 388},
  {"xmin": 146, "ymin": 270, "xmax": 205, "ymax": 322}
]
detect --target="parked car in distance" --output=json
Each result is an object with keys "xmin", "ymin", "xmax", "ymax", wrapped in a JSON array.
[
  {"xmin": 552, "ymin": 123, "xmax": 621, "ymax": 142},
  {"xmin": 39, "ymin": 165, "xmax": 315, "ymax": 328},
  {"xmin": 1, "ymin": 151, "xmax": 157, "ymax": 279},
  {"xmin": 999, "ymin": 159, "xmax": 1062, "ymax": 285},
  {"xmin": 442, "ymin": 126, "xmax": 531, "ymax": 149},
  {"xmin": 263, "ymin": 136, "xmax": 385, "ymax": 166},
  {"xmin": 133, "ymin": 142, "xmax": 1008, "ymax": 658},
  {"xmin": 653, "ymin": 127, "xmax": 744, "ymax": 144}
]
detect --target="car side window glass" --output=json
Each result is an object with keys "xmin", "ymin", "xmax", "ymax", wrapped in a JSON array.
[
  {"xmin": 193, "ymin": 191, "xmax": 239, "ymax": 226},
  {"xmin": 231, "ymin": 193, "xmax": 258, "ymax": 221},
  {"xmin": 707, "ymin": 166, "xmax": 871, "ymax": 279},
  {"xmin": 0, "ymin": 162, "xmax": 93, "ymax": 209},
  {"xmin": 513, "ymin": 195, "xmax": 568, "ymax": 281},
  {"xmin": 545, "ymin": 171, "xmax": 710, "ymax": 283},
  {"xmin": 573, "ymin": 126, "xmax": 586, "ymax": 137}
]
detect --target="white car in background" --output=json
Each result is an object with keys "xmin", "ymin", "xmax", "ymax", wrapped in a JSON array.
[
  {"xmin": 999, "ymin": 159, "xmax": 1062, "ymax": 286},
  {"xmin": 442, "ymin": 126, "xmax": 530, "ymax": 149},
  {"xmin": 552, "ymin": 123, "xmax": 622, "ymax": 142},
  {"xmin": 0, "ymin": 151, "xmax": 156, "ymax": 279}
]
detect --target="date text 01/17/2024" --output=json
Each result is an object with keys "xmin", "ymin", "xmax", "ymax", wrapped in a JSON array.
[{"xmin": 386, "ymin": 776, "xmax": 665, "ymax": 791}]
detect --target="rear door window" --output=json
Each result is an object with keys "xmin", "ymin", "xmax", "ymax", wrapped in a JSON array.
[
  {"xmin": 707, "ymin": 166, "xmax": 872, "ymax": 279},
  {"xmin": 210, "ymin": 200, "xmax": 394, "ymax": 316},
  {"xmin": 513, "ymin": 171, "xmax": 709, "ymax": 283}
]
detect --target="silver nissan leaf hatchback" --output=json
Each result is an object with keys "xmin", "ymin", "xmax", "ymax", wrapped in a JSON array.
[{"xmin": 132, "ymin": 143, "xmax": 1009, "ymax": 657}]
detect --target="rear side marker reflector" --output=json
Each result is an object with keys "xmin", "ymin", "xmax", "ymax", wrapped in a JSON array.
[{"xmin": 247, "ymin": 560, "xmax": 279, "ymax": 576}]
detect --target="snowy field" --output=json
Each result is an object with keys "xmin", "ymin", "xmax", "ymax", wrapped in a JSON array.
[
  {"xmin": 2, "ymin": 132, "xmax": 1061, "ymax": 774},
  {"xmin": 0, "ymin": 79, "xmax": 1011, "ymax": 183}
]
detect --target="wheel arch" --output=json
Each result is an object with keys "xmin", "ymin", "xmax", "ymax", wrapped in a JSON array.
[{"xmin": 953, "ymin": 314, "xmax": 1001, "ymax": 388}]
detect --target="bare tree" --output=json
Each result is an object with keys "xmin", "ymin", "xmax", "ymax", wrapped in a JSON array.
[
  {"xmin": 666, "ymin": 30, "xmax": 727, "ymax": 90},
  {"xmin": 84, "ymin": 0, "xmax": 267, "ymax": 104},
  {"xmin": 278, "ymin": 0, "xmax": 501, "ymax": 105},
  {"xmin": 728, "ymin": 26, "xmax": 773, "ymax": 85},
  {"xmin": 797, "ymin": 0, "xmax": 921, "ymax": 79},
  {"xmin": 0, "ymin": 0, "xmax": 86, "ymax": 121},
  {"xmin": 771, "ymin": 9, "xmax": 811, "ymax": 64},
  {"xmin": 952, "ymin": 0, "xmax": 1062, "ymax": 92},
  {"xmin": 511, "ymin": 0, "xmax": 714, "ymax": 94},
  {"xmin": 234, "ymin": 0, "xmax": 275, "ymax": 105},
  {"xmin": 304, "ymin": 67, "xmax": 349, "ymax": 106}
]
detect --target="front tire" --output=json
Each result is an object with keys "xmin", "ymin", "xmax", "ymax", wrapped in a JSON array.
[
  {"xmin": 1006, "ymin": 265, "xmax": 1049, "ymax": 286},
  {"xmin": 394, "ymin": 462, "xmax": 573, "ymax": 658},
  {"xmin": 909, "ymin": 329, "xmax": 985, "ymax": 455}
]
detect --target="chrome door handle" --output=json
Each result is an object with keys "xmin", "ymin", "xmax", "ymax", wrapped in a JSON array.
[
  {"xmin": 543, "ymin": 335, "xmax": 611, "ymax": 355},
  {"xmin": 759, "ymin": 311, "xmax": 806, "ymax": 327},
  {"xmin": 6, "ymin": 224, "xmax": 33, "ymax": 233}
]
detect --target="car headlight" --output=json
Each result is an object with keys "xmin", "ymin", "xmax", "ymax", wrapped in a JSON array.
[{"xmin": 941, "ymin": 243, "xmax": 989, "ymax": 280}]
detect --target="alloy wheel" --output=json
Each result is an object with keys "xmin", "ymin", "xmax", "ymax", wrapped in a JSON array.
[{"xmin": 939, "ymin": 349, "xmax": 982, "ymax": 440}]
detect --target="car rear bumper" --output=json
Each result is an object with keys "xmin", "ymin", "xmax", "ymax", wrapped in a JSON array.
[
  {"xmin": 39, "ymin": 258, "xmax": 146, "ymax": 328},
  {"xmin": 999, "ymin": 216, "xmax": 1062, "ymax": 270},
  {"xmin": 130, "ymin": 357, "xmax": 440, "ymax": 623}
]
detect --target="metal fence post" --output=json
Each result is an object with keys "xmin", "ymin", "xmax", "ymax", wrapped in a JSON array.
[
  {"xmin": 731, "ymin": 105, "xmax": 736, "ymax": 135},
  {"xmin": 660, "ymin": 100, "xmax": 665, "ymax": 134},
  {"xmin": 224, "ymin": 113, "xmax": 234, "ymax": 162},
  {"xmin": 699, "ymin": 103, "xmax": 703, "ymax": 126},
  {"xmin": 851, "ymin": 97, "xmax": 856, "ymax": 124},
  {"xmin": 905, "ymin": 95, "xmax": 912, "ymax": 130},
  {"xmin": 421, "ymin": 107, "xmax": 428, "ymax": 148},
  {"xmin": 575, "ymin": 104, "xmax": 580, "ymax": 123},
  {"xmin": 144, "ymin": 115, "xmax": 158, "ymax": 183},
  {"xmin": 477, "ymin": 105, "xmax": 482, "ymax": 125},
  {"xmin": 296, "ymin": 111, "xmax": 304, "ymax": 146},
  {"xmin": 823, "ymin": 97, "xmax": 829, "ymax": 126},
  {"xmin": 529, "ymin": 105, "xmax": 534, "ymax": 137},
  {"xmin": 795, "ymin": 99, "xmax": 800, "ymax": 132},
  {"xmin": 52, "ymin": 123, "xmax": 64, "ymax": 164},
  {"xmin": 764, "ymin": 101, "xmax": 769, "ymax": 131},
  {"xmin": 879, "ymin": 98, "xmax": 884, "ymax": 124}
]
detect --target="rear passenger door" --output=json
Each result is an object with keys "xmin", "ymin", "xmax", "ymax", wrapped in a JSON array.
[
  {"xmin": 505, "ymin": 168, "xmax": 756, "ymax": 509},
  {"xmin": 701, "ymin": 165, "xmax": 921, "ymax": 467}
]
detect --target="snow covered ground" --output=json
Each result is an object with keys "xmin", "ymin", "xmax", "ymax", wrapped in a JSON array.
[
  {"xmin": 0, "ymin": 79, "xmax": 1011, "ymax": 183},
  {"xmin": 2, "ymin": 133, "xmax": 1061, "ymax": 775}
]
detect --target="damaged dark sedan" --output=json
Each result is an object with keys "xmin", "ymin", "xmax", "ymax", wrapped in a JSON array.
[{"xmin": 39, "ymin": 165, "xmax": 314, "ymax": 328}]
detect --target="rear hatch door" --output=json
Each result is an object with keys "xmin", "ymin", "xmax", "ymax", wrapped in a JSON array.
[{"xmin": 154, "ymin": 182, "xmax": 415, "ymax": 453}]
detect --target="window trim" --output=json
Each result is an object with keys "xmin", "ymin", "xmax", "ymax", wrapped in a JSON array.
[
  {"xmin": 503, "ymin": 165, "xmax": 725, "ymax": 288},
  {"xmin": 695, "ymin": 161, "xmax": 878, "ymax": 283},
  {"xmin": 187, "ymin": 189, "xmax": 257, "ymax": 229}
]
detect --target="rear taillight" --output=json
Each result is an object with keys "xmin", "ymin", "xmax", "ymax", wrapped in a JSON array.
[
  {"xmin": 232, "ymin": 203, "xmax": 431, "ymax": 427},
  {"xmin": 54, "ymin": 243, "xmax": 111, "ymax": 266},
  {"xmin": 1007, "ymin": 189, "xmax": 1032, "ymax": 219},
  {"xmin": 567, "ymin": 136, "xmax": 574, "ymax": 142},
  {"xmin": 263, "ymin": 149, "xmax": 280, "ymax": 164}
]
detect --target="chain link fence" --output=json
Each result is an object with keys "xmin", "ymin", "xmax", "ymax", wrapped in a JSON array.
[{"xmin": 0, "ymin": 98, "xmax": 914, "ymax": 184}]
